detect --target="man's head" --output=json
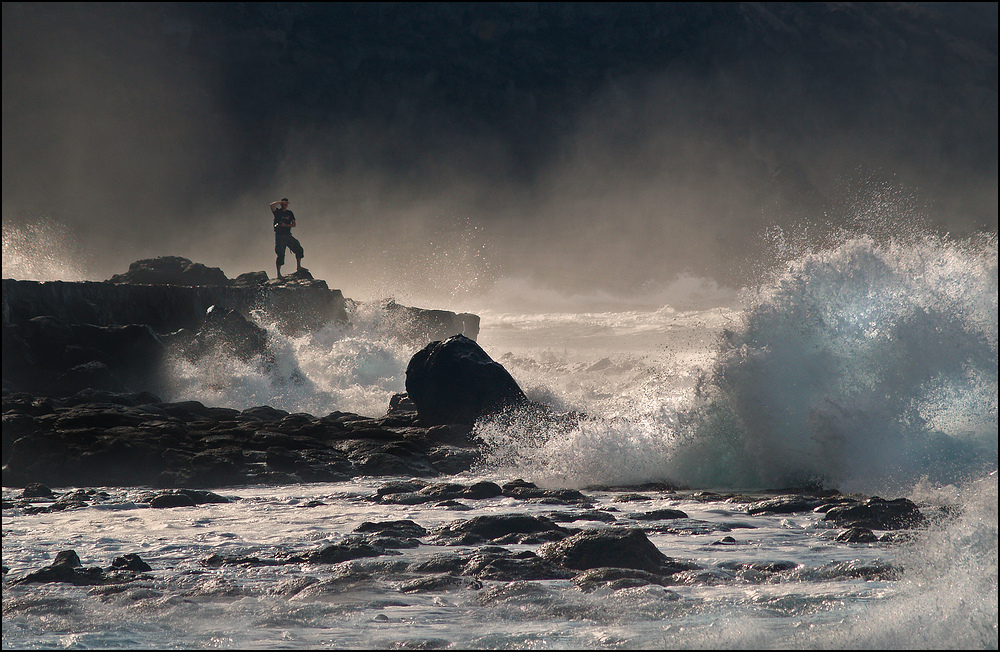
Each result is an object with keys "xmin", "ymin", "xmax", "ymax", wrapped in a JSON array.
[{"xmin": 280, "ymin": 197, "xmax": 290, "ymax": 209}]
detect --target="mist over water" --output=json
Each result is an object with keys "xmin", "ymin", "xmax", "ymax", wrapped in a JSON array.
[{"xmin": 3, "ymin": 3, "xmax": 996, "ymax": 305}]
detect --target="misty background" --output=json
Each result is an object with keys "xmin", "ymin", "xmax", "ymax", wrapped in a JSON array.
[{"xmin": 3, "ymin": 2, "xmax": 997, "ymax": 308}]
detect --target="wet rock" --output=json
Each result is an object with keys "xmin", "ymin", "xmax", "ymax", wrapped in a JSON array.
[
  {"xmin": 108, "ymin": 256, "xmax": 230, "ymax": 286},
  {"xmin": 405, "ymin": 334, "xmax": 528, "ymax": 425},
  {"xmin": 178, "ymin": 304, "xmax": 270, "ymax": 363},
  {"xmin": 110, "ymin": 554, "xmax": 153, "ymax": 571},
  {"xmin": 611, "ymin": 493, "xmax": 653, "ymax": 503},
  {"xmin": 354, "ymin": 520, "xmax": 428, "ymax": 539},
  {"xmin": 805, "ymin": 559, "xmax": 903, "ymax": 581},
  {"xmin": 433, "ymin": 514, "xmax": 572, "ymax": 545},
  {"xmin": 305, "ymin": 541, "xmax": 395, "ymax": 564},
  {"xmin": 716, "ymin": 561, "xmax": 798, "ymax": 584},
  {"xmin": 10, "ymin": 549, "xmax": 144, "ymax": 586},
  {"xmin": 2, "ymin": 389, "xmax": 487, "ymax": 489},
  {"xmin": 21, "ymin": 483, "xmax": 53, "ymax": 499},
  {"xmin": 544, "ymin": 509, "xmax": 618, "ymax": 523},
  {"xmin": 572, "ymin": 567, "xmax": 677, "ymax": 592},
  {"xmin": 497, "ymin": 479, "xmax": 591, "ymax": 504},
  {"xmin": 149, "ymin": 492, "xmax": 197, "ymax": 508},
  {"xmin": 399, "ymin": 574, "xmax": 483, "ymax": 593},
  {"xmin": 461, "ymin": 549, "xmax": 576, "ymax": 581},
  {"xmin": 408, "ymin": 553, "xmax": 467, "ymax": 575},
  {"xmin": 627, "ymin": 508, "xmax": 689, "ymax": 520},
  {"xmin": 537, "ymin": 527, "xmax": 698, "ymax": 575},
  {"xmin": 823, "ymin": 497, "xmax": 927, "ymax": 530},
  {"xmin": 746, "ymin": 496, "xmax": 826, "ymax": 515},
  {"xmin": 147, "ymin": 489, "xmax": 231, "ymax": 508},
  {"xmin": 711, "ymin": 536, "xmax": 738, "ymax": 545},
  {"xmin": 836, "ymin": 527, "xmax": 880, "ymax": 543},
  {"xmin": 202, "ymin": 553, "xmax": 304, "ymax": 568}
]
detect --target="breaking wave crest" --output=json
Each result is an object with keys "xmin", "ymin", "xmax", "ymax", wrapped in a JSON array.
[{"xmin": 477, "ymin": 233, "xmax": 998, "ymax": 494}]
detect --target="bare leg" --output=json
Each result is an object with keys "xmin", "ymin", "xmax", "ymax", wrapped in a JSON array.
[
  {"xmin": 296, "ymin": 256, "xmax": 304, "ymax": 272},
  {"xmin": 276, "ymin": 261, "xmax": 282, "ymax": 278}
]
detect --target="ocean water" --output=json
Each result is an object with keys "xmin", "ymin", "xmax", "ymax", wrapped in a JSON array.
[{"xmin": 2, "ymin": 233, "xmax": 998, "ymax": 649}]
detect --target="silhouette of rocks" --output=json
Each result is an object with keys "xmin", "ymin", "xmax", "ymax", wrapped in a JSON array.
[
  {"xmin": 1, "ymin": 390, "xmax": 482, "ymax": 489},
  {"xmin": 108, "ymin": 256, "xmax": 229, "ymax": 286},
  {"xmin": 405, "ymin": 334, "xmax": 528, "ymax": 426},
  {"xmin": 4, "ymin": 257, "xmax": 478, "ymax": 396}
]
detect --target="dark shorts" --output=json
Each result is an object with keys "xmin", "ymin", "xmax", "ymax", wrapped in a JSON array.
[{"xmin": 274, "ymin": 232, "xmax": 304, "ymax": 265}]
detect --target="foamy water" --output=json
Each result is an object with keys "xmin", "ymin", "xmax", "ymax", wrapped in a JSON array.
[{"xmin": 3, "ymin": 231, "xmax": 998, "ymax": 649}]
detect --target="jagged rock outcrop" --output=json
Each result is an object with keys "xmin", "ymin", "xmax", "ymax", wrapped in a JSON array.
[
  {"xmin": 405, "ymin": 334, "xmax": 528, "ymax": 426},
  {"xmin": 3, "ymin": 256, "xmax": 479, "ymax": 396}
]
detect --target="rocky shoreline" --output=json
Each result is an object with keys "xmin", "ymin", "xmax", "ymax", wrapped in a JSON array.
[
  {"xmin": 2, "ymin": 255, "xmax": 938, "ymax": 601},
  {"xmin": 3, "ymin": 476, "xmax": 931, "ymax": 591}
]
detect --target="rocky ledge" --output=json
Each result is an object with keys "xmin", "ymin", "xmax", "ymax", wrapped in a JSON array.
[{"xmin": 2, "ymin": 256, "xmax": 479, "ymax": 396}]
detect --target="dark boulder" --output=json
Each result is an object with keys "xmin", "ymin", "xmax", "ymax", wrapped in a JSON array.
[
  {"xmin": 305, "ymin": 541, "xmax": 392, "ymax": 564},
  {"xmin": 232, "ymin": 271, "xmax": 269, "ymax": 286},
  {"xmin": 537, "ymin": 527, "xmax": 698, "ymax": 575},
  {"xmin": 746, "ymin": 496, "xmax": 826, "ymax": 515},
  {"xmin": 21, "ymin": 483, "xmax": 53, "ymax": 499},
  {"xmin": 405, "ymin": 334, "xmax": 528, "ymax": 425},
  {"xmin": 628, "ymin": 508, "xmax": 689, "ymax": 520},
  {"xmin": 108, "ymin": 256, "xmax": 229, "ymax": 286}
]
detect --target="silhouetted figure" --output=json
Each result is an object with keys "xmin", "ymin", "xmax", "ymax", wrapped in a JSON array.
[{"xmin": 270, "ymin": 197, "xmax": 304, "ymax": 278}]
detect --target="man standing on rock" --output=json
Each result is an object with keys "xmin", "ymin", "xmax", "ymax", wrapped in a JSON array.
[{"xmin": 270, "ymin": 197, "xmax": 305, "ymax": 278}]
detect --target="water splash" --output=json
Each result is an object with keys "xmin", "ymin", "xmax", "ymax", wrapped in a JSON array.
[
  {"xmin": 160, "ymin": 301, "xmax": 420, "ymax": 417},
  {"xmin": 477, "ymin": 232, "xmax": 998, "ymax": 493},
  {"xmin": 700, "ymin": 233, "xmax": 997, "ymax": 492},
  {"xmin": 1, "ymin": 219, "xmax": 92, "ymax": 281}
]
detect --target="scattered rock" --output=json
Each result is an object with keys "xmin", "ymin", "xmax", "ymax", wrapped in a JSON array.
[{"xmin": 11, "ymin": 549, "xmax": 147, "ymax": 586}]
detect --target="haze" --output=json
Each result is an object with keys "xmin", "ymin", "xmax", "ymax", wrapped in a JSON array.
[{"xmin": 3, "ymin": 3, "xmax": 997, "ymax": 309}]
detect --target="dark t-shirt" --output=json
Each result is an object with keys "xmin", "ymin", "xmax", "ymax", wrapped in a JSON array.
[{"xmin": 273, "ymin": 208, "xmax": 295, "ymax": 236}]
